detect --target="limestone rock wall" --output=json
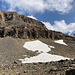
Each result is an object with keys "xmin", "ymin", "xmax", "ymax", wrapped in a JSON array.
[{"xmin": 0, "ymin": 10, "xmax": 75, "ymax": 41}]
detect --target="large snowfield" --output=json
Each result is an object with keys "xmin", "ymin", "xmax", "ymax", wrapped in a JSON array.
[{"xmin": 19, "ymin": 40, "xmax": 69, "ymax": 63}]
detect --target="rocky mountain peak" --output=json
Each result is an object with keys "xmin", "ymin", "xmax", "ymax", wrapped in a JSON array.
[{"xmin": 0, "ymin": 10, "xmax": 75, "ymax": 41}]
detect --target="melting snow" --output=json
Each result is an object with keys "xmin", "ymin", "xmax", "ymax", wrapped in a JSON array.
[
  {"xmin": 19, "ymin": 53, "xmax": 70, "ymax": 63},
  {"xmin": 48, "ymin": 45, "xmax": 55, "ymax": 48},
  {"xmin": 54, "ymin": 40, "xmax": 67, "ymax": 46},
  {"xmin": 20, "ymin": 40, "xmax": 69, "ymax": 63},
  {"xmin": 23, "ymin": 40, "xmax": 52, "ymax": 53}
]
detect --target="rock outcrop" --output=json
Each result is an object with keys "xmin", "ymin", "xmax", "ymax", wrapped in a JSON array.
[{"xmin": 0, "ymin": 10, "xmax": 75, "ymax": 41}]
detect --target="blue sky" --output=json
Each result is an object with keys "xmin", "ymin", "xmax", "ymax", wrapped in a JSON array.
[{"xmin": 0, "ymin": 0, "xmax": 75, "ymax": 33}]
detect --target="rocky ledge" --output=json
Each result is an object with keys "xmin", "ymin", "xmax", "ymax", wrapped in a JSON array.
[{"xmin": 0, "ymin": 59, "xmax": 75, "ymax": 75}]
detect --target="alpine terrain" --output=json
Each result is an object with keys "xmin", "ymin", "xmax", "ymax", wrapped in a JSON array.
[{"xmin": 0, "ymin": 10, "xmax": 75, "ymax": 75}]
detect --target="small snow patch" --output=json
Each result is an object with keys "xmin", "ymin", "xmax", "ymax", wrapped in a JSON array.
[
  {"xmin": 54, "ymin": 40, "xmax": 67, "ymax": 46},
  {"xmin": 23, "ymin": 40, "xmax": 51, "ymax": 53},
  {"xmin": 48, "ymin": 45, "xmax": 55, "ymax": 48}
]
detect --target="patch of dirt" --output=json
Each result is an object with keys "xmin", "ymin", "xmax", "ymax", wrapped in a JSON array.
[{"xmin": 0, "ymin": 37, "xmax": 38, "ymax": 66}]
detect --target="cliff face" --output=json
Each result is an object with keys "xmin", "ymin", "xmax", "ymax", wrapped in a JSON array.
[{"xmin": 0, "ymin": 10, "xmax": 75, "ymax": 40}]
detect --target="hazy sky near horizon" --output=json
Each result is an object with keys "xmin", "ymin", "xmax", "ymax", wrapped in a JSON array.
[{"xmin": 0, "ymin": 0, "xmax": 75, "ymax": 33}]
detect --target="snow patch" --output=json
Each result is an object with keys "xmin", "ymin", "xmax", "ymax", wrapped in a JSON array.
[
  {"xmin": 19, "ymin": 40, "xmax": 69, "ymax": 63},
  {"xmin": 19, "ymin": 53, "xmax": 70, "ymax": 63},
  {"xmin": 54, "ymin": 40, "xmax": 67, "ymax": 46},
  {"xmin": 23, "ymin": 40, "xmax": 51, "ymax": 53},
  {"xmin": 48, "ymin": 45, "xmax": 55, "ymax": 48}
]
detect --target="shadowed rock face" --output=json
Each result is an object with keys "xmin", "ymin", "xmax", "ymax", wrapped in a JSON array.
[
  {"xmin": 0, "ymin": 10, "xmax": 75, "ymax": 40},
  {"xmin": 66, "ymin": 69, "xmax": 75, "ymax": 75}
]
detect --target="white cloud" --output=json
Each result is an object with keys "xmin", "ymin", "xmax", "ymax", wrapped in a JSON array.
[
  {"xmin": 27, "ymin": 15, "xmax": 37, "ymax": 20},
  {"xmin": 42, "ymin": 22, "xmax": 53, "ymax": 30},
  {"xmin": 43, "ymin": 20, "xmax": 75, "ymax": 33},
  {"xmin": 4, "ymin": 0, "xmax": 73, "ymax": 14}
]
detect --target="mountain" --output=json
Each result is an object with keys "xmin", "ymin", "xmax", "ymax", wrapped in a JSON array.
[
  {"xmin": 0, "ymin": 10, "xmax": 75, "ymax": 75},
  {"xmin": 64, "ymin": 30, "xmax": 75, "ymax": 37},
  {"xmin": 0, "ymin": 10, "xmax": 75, "ymax": 41},
  {"xmin": 68, "ymin": 30, "xmax": 75, "ymax": 37}
]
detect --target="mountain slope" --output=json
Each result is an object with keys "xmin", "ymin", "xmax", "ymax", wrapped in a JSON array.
[
  {"xmin": 0, "ymin": 37, "xmax": 75, "ymax": 75},
  {"xmin": 0, "ymin": 37, "xmax": 38, "ymax": 66},
  {"xmin": 0, "ymin": 10, "xmax": 75, "ymax": 75}
]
